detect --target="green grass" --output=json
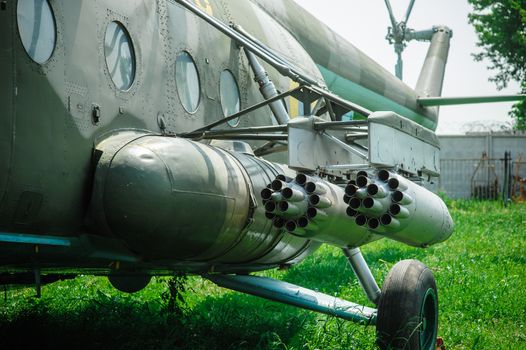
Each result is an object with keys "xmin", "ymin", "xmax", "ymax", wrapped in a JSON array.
[{"xmin": 1, "ymin": 201, "xmax": 525, "ymax": 349}]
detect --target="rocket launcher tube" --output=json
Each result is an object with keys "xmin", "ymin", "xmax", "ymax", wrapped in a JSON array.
[
  {"xmin": 270, "ymin": 192, "xmax": 284, "ymax": 202},
  {"xmin": 367, "ymin": 218, "xmax": 380, "ymax": 230},
  {"xmin": 349, "ymin": 198, "xmax": 363, "ymax": 210},
  {"xmin": 388, "ymin": 176, "xmax": 409, "ymax": 191},
  {"xmin": 309, "ymin": 194, "xmax": 332, "ymax": 209},
  {"xmin": 367, "ymin": 183, "xmax": 389, "ymax": 198},
  {"xmin": 297, "ymin": 216, "xmax": 319, "ymax": 231},
  {"xmin": 356, "ymin": 170, "xmax": 369, "ymax": 178},
  {"xmin": 265, "ymin": 212, "xmax": 276, "ymax": 220},
  {"xmin": 355, "ymin": 215, "xmax": 367, "ymax": 227},
  {"xmin": 356, "ymin": 175, "xmax": 370, "ymax": 188},
  {"xmin": 282, "ymin": 186, "xmax": 305, "ymax": 202},
  {"xmin": 261, "ymin": 174, "xmax": 382, "ymax": 247},
  {"xmin": 273, "ymin": 217, "xmax": 285, "ymax": 229},
  {"xmin": 389, "ymin": 203, "xmax": 410, "ymax": 219},
  {"xmin": 307, "ymin": 207, "xmax": 328, "ymax": 221},
  {"xmin": 305, "ymin": 181, "xmax": 328, "ymax": 195},
  {"xmin": 380, "ymin": 175, "xmax": 453, "ymax": 247},
  {"xmin": 276, "ymin": 174, "xmax": 293, "ymax": 182},
  {"xmin": 345, "ymin": 184, "xmax": 358, "ymax": 197},
  {"xmin": 265, "ymin": 201, "xmax": 279, "ymax": 214},
  {"xmin": 271, "ymin": 179, "xmax": 288, "ymax": 191},
  {"xmin": 380, "ymin": 214, "xmax": 401, "ymax": 230},
  {"xmin": 267, "ymin": 170, "xmax": 453, "ymax": 248},
  {"xmin": 278, "ymin": 201, "xmax": 306, "ymax": 218},
  {"xmin": 285, "ymin": 220, "xmax": 297, "ymax": 232},
  {"xmin": 264, "ymin": 174, "xmax": 379, "ymax": 247},
  {"xmin": 285, "ymin": 220, "xmax": 309, "ymax": 237},
  {"xmin": 355, "ymin": 188, "xmax": 369, "ymax": 199},
  {"xmin": 261, "ymin": 188, "xmax": 273, "ymax": 201},
  {"xmin": 377, "ymin": 169, "xmax": 391, "ymax": 182},
  {"xmin": 346, "ymin": 207, "xmax": 358, "ymax": 217},
  {"xmin": 304, "ymin": 180, "xmax": 373, "ymax": 247},
  {"xmin": 362, "ymin": 197, "xmax": 387, "ymax": 216},
  {"xmin": 392, "ymin": 190, "xmax": 413, "ymax": 205},
  {"xmin": 295, "ymin": 173, "xmax": 314, "ymax": 186}
]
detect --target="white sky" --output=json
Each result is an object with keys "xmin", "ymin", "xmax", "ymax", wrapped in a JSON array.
[{"xmin": 294, "ymin": 0, "xmax": 522, "ymax": 134}]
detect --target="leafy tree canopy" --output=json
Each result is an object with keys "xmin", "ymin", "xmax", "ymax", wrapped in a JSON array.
[{"xmin": 468, "ymin": 0, "xmax": 526, "ymax": 129}]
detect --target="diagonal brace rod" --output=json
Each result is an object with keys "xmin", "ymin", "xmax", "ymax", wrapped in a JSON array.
[
  {"xmin": 205, "ymin": 274, "xmax": 377, "ymax": 324},
  {"xmin": 343, "ymin": 247, "xmax": 381, "ymax": 305}
]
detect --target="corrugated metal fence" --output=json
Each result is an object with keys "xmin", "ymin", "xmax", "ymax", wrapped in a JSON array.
[
  {"xmin": 435, "ymin": 133, "xmax": 526, "ymax": 200},
  {"xmin": 433, "ymin": 158, "xmax": 525, "ymax": 200}
]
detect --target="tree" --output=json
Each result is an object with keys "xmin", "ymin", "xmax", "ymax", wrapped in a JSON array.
[{"xmin": 468, "ymin": 0, "xmax": 526, "ymax": 130}]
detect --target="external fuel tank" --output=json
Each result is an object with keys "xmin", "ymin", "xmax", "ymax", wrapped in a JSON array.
[{"xmin": 90, "ymin": 134, "xmax": 317, "ymax": 265}]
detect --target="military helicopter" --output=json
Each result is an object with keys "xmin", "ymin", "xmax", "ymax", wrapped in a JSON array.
[{"xmin": 1, "ymin": 0, "xmax": 525, "ymax": 349}]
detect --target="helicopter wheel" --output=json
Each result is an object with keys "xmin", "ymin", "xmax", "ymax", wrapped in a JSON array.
[{"xmin": 376, "ymin": 259, "xmax": 438, "ymax": 350}]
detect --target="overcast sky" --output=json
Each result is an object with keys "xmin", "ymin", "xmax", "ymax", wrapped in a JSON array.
[{"xmin": 294, "ymin": 0, "xmax": 521, "ymax": 134}]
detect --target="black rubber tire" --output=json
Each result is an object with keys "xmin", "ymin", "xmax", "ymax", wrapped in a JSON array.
[{"xmin": 376, "ymin": 259, "xmax": 438, "ymax": 350}]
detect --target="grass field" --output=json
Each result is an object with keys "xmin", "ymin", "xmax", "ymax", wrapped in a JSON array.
[{"xmin": 1, "ymin": 200, "xmax": 525, "ymax": 349}]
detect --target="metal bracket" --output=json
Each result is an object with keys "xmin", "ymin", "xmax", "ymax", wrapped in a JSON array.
[
  {"xmin": 288, "ymin": 116, "xmax": 368, "ymax": 173},
  {"xmin": 368, "ymin": 111, "xmax": 440, "ymax": 177}
]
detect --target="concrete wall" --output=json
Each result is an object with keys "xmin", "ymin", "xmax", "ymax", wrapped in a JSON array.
[{"xmin": 433, "ymin": 132, "xmax": 526, "ymax": 199}]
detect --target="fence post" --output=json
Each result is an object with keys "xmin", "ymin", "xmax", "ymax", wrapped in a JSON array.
[{"xmin": 503, "ymin": 151, "xmax": 512, "ymax": 206}]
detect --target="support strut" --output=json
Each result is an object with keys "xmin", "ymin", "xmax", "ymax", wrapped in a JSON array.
[
  {"xmin": 343, "ymin": 247, "xmax": 382, "ymax": 305},
  {"xmin": 205, "ymin": 274, "xmax": 376, "ymax": 324},
  {"xmin": 244, "ymin": 49, "xmax": 290, "ymax": 125}
]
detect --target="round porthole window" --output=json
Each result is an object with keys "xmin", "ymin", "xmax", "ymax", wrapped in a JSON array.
[
  {"xmin": 17, "ymin": 0, "xmax": 56, "ymax": 64},
  {"xmin": 104, "ymin": 21, "xmax": 136, "ymax": 91},
  {"xmin": 220, "ymin": 70, "xmax": 241, "ymax": 127},
  {"xmin": 176, "ymin": 52, "xmax": 201, "ymax": 114}
]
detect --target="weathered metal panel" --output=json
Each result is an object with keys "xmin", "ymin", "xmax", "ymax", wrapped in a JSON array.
[{"xmin": 368, "ymin": 112, "xmax": 440, "ymax": 176}]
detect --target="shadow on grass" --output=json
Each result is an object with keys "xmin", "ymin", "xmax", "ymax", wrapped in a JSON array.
[
  {"xmin": 362, "ymin": 245, "xmax": 428, "ymax": 266},
  {"xmin": 281, "ymin": 247, "xmax": 352, "ymax": 293},
  {"xmin": 0, "ymin": 245, "xmax": 422, "ymax": 350},
  {"xmin": 279, "ymin": 244, "xmax": 427, "ymax": 292},
  {"xmin": 0, "ymin": 287, "xmax": 311, "ymax": 350}
]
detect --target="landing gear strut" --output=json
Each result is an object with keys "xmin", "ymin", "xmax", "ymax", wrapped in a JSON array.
[{"xmin": 206, "ymin": 252, "xmax": 439, "ymax": 350}]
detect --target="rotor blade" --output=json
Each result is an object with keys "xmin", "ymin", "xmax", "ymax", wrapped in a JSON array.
[
  {"xmin": 403, "ymin": 0, "xmax": 416, "ymax": 25},
  {"xmin": 383, "ymin": 0, "xmax": 398, "ymax": 28},
  {"xmin": 418, "ymin": 94, "xmax": 526, "ymax": 107}
]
